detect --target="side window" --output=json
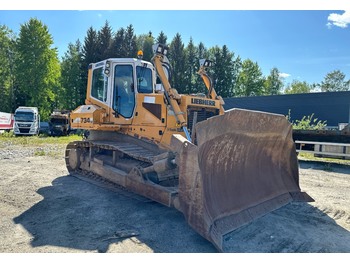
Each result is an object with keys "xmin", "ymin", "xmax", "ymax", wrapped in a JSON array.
[
  {"xmin": 91, "ymin": 67, "xmax": 108, "ymax": 102},
  {"xmin": 136, "ymin": 66, "xmax": 153, "ymax": 93}
]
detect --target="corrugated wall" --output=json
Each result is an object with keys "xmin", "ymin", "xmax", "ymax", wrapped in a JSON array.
[{"xmin": 223, "ymin": 91, "xmax": 350, "ymax": 127}]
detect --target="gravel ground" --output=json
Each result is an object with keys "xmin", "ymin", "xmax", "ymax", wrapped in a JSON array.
[{"xmin": 0, "ymin": 141, "xmax": 349, "ymax": 253}]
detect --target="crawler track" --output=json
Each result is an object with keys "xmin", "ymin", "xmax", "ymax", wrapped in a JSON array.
[
  {"xmin": 71, "ymin": 169, "xmax": 152, "ymax": 202},
  {"xmin": 65, "ymin": 141, "xmax": 153, "ymax": 202}
]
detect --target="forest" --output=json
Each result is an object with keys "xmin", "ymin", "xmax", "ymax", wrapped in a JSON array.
[{"xmin": 0, "ymin": 18, "xmax": 349, "ymax": 120}]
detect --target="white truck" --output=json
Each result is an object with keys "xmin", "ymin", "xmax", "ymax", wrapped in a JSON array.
[
  {"xmin": 13, "ymin": 107, "xmax": 40, "ymax": 136},
  {"xmin": 0, "ymin": 112, "xmax": 14, "ymax": 132}
]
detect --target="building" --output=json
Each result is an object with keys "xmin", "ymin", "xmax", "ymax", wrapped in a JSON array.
[{"xmin": 223, "ymin": 91, "xmax": 350, "ymax": 128}]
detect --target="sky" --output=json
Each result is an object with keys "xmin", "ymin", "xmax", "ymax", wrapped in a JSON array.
[{"xmin": 0, "ymin": 0, "xmax": 349, "ymax": 86}]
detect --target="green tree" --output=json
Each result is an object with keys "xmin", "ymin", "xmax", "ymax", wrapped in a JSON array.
[
  {"xmin": 207, "ymin": 45, "xmax": 233, "ymax": 97},
  {"xmin": 202, "ymin": 45, "xmax": 241, "ymax": 98},
  {"xmin": 136, "ymin": 32, "xmax": 154, "ymax": 61},
  {"xmin": 183, "ymin": 37, "xmax": 198, "ymax": 94},
  {"xmin": 156, "ymin": 31, "xmax": 167, "ymax": 45},
  {"xmin": 284, "ymin": 80, "xmax": 311, "ymax": 94},
  {"xmin": 169, "ymin": 33, "xmax": 186, "ymax": 92},
  {"xmin": 97, "ymin": 21, "xmax": 113, "ymax": 60},
  {"xmin": 81, "ymin": 26, "xmax": 99, "ymax": 92},
  {"xmin": 220, "ymin": 45, "xmax": 237, "ymax": 98},
  {"xmin": 110, "ymin": 24, "xmax": 137, "ymax": 58},
  {"xmin": 0, "ymin": 25, "xmax": 16, "ymax": 112},
  {"xmin": 264, "ymin": 67, "xmax": 283, "ymax": 95},
  {"xmin": 82, "ymin": 26, "xmax": 99, "ymax": 65},
  {"xmin": 60, "ymin": 40, "xmax": 85, "ymax": 110},
  {"xmin": 124, "ymin": 24, "xmax": 138, "ymax": 58},
  {"xmin": 111, "ymin": 27, "xmax": 126, "ymax": 57},
  {"xmin": 195, "ymin": 42, "xmax": 209, "ymax": 94},
  {"xmin": 235, "ymin": 59, "xmax": 265, "ymax": 97},
  {"xmin": 15, "ymin": 18, "xmax": 61, "ymax": 120},
  {"xmin": 319, "ymin": 70, "xmax": 350, "ymax": 92},
  {"xmin": 197, "ymin": 42, "xmax": 208, "ymax": 61}
]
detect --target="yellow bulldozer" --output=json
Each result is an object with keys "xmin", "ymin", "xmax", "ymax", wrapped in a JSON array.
[{"xmin": 65, "ymin": 43, "xmax": 313, "ymax": 251}]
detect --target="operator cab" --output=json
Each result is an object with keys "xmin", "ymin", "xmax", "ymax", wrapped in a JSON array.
[{"xmin": 88, "ymin": 58, "xmax": 156, "ymax": 119}]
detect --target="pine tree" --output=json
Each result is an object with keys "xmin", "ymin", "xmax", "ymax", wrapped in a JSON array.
[
  {"xmin": 206, "ymin": 45, "xmax": 237, "ymax": 98},
  {"xmin": 156, "ymin": 31, "xmax": 167, "ymax": 45},
  {"xmin": 195, "ymin": 42, "xmax": 208, "ymax": 94},
  {"xmin": 184, "ymin": 37, "xmax": 198, "ymax": 94},
  {"xmin": 60, "ymin": 40, "xmax": 85, "ymax": 110},
  {"xmin": 169, "ymin": 33, "xmax": 186, "ymax": 92},
  {"xmin": 124, "ymin": 25, "xmax": 137, "ymax": 58},
  {"xmin": 111, "ymin": 27, "xmax": 126, "ymax": 57},
  {"xmin": 97, "ymin": 21, "xmax": 113, "ymax": 60},
  {"xmin": 81, "ymin": 26, "xmax": 99, "ymax": 93},
  {"xmin": 82, "ymin": 26, "xmax": 99, "ymax": 66}
]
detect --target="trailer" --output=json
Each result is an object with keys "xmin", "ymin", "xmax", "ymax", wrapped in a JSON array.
[{"xmin": 0, "ymin": 112, "xmax": 14, "ymax": 132}]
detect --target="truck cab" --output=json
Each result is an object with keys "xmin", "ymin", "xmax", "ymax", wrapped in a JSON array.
[
  {"xmin": 49, "ymin": 110, "xmax": 71, "ymax": 136},
  {"xmin": 13, "ymin": 107, "xmax": 40, "ymax": 136}
]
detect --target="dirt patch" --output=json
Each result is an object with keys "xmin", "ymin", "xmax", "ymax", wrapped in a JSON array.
[{"xmin": 0, "ymin": 144, "xmax": 349, "ymax": 253}]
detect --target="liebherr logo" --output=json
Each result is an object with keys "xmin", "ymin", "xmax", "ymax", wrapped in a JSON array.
[{"xmin": 191, "ymin": 98, "xmax": 215, "ymax": 106}]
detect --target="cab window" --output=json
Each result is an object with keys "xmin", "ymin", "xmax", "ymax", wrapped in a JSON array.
[
  {"xmin": 91, "ymin": 67, "xmax": 108, "ymax": 102},
  {"xmin": 113, "ymin": 64, "xmax": 135, "ymax": 118},
  {"xmin": 136, "ymin": 66, "xmax": 153, "ymax": 93}
]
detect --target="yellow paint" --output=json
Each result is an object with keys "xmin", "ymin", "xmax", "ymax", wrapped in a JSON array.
[{"xmin": 70, "ymin": 57, "xmax": 225, "ymax": 149}]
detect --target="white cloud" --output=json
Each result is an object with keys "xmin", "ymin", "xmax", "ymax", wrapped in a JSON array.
[
  {"xmin": 327, "ymin": 10, "xmax": 350, "ymax": 29},
  {"xmin": 279, "ymin": 73, "xmax": 291, "ymax": 79}
]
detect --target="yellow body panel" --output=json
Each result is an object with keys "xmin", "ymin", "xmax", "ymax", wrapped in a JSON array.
[{"xmin": 70, "ymin": 57, "xmax": 224, "ymax": 149}]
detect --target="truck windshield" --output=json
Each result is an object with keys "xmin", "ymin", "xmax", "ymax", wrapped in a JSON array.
[
  {"xmin": 50, "ymin": 118, "xmax": 66, "ymax": 125},
  {"xmin": 15, "ymin": 112, "xmax": 34, "ymax": 122}
]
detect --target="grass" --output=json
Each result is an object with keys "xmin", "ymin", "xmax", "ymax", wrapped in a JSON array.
[
  {"xmin": 34, "ymin": 149, "xmax": 46, "ymax": 156},
  {"xmin": 0, "ymin": 133, "xmax": 82, "ymax": 147},
  {"xmin": 298, "ymin": 152, "xmax": 350, "ymax": 166},
  {"xmin": 0, "ymin": 133, "xmax": 83, "ymax": 158}
]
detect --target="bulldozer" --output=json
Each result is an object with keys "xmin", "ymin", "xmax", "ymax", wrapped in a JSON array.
[{"xmin": 65, "ymin": 43, "xmax": 313, "ymax": 251}]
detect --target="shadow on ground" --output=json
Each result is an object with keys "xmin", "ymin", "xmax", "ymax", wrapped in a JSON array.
[
  {"xmin": 13, "ymin": 175, "xmax": 215, "ymax": 253},
  {"xmin": 223, "ymin": 202, "xmax": 350, "ymax": 252},
  {"xmin": 13, "ymin": 174, "xmax": 350, "ymax": 253}
]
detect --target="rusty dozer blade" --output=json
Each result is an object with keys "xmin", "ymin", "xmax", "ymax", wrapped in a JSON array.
[{"xmin": 171, "ymin": 108, "xmax": 313, "ymax": 251}]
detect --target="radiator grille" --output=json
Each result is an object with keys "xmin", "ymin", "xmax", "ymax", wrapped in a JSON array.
[
  {"xmin": 19, "ymin": 128, "xmax": 30, "ymax": 134},
  {"xmin": 187, "ymin": 107, "xmax": 219, "ymax": 133}
]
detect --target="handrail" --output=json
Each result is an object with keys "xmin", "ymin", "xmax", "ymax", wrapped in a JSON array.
[{"xmin": 295, "ymin": 140, "xmax": 350, "ymax": 158}]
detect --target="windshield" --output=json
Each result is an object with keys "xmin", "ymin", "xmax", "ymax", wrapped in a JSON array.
[
  {"xmin": 50, "ymin": 118, "xmax": 67, "ymax": 125},
  {"xmin": 15, "ymin": 112, "xmax": 34, "ymax": 122},
  {"xmin": 136, "ymin": 66, "xmax": 153, "ymax": 93}
]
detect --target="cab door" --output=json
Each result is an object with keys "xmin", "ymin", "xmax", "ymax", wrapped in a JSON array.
[{"xmin": 111, "ymin": 63, "xmax": 135, "ymax": 123}]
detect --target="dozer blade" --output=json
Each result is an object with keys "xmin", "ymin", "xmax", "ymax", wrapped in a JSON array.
[{"xmin": 171, "ymin": 108, "xmax": 313, "ymax": 252}]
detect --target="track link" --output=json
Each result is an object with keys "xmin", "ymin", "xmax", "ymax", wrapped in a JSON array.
[
  {"xmin": 71, "ymin": 169, "xmax": 152, "ymax": 202},
  {"xmin": 65, "ymin": 141, "xmax": 153, "ymax": 203}
]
